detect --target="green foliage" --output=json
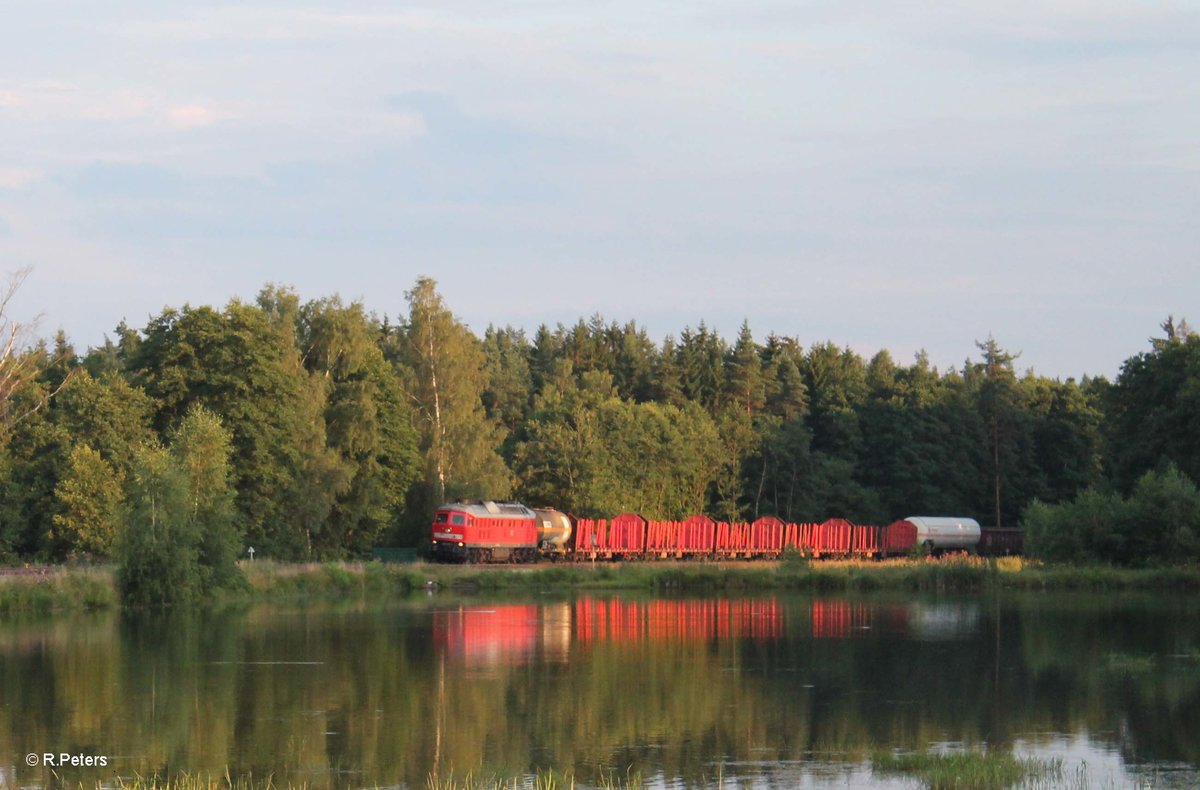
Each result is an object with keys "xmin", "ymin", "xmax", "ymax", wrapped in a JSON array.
[
  {"xmin": 118, "ymin": 407, "xmax": 243, "ymax": 606},
  {"xmin": 129, "ymin": 299, "xmax": 342, "ymax": 557},
  {"xmin": 871, "ymin": 750, "xmax": 1061, "ymax": 789},
  {"xmin": 172, "ymin": 405, "xmax": 242, "ymax": 588},
  {"xmin": 1024, "ymin": 465, "xmax": 1200, "ymax": 565},
  {"xmin": 513, "ymin": 364, "xmax": 721, "ymax": 518},
  {"xmin": 3, "ymin": 277, "xmax": 1199, "ymax": 570},
  {"xmin": 53, "ymin": 370, "xmax": 155, "ymax": 474},
  {"xmin": 297, "ymin": 296, "xmax": 420, "ymax": 556},
  {"xmin": 1107, "ymin": 319, "xmax": 1200, "ymax": 490},
  {"xmin": 395, "ymin": 277, "xmax": 511, "ymax": 539},
  {"xmin": 118, "ymin": 444, "xmax": 199, "ymax": 607},
  {"xmin": 51, "ymin": 444, "xmax": 124, "ymax": 557},
  {"xmin": 481, "ymin": 325, "xmax": 533, "ymax": 442},
  {"xmin": 0, "ymin": 383, "xmax": 69, "ymax": 558}
]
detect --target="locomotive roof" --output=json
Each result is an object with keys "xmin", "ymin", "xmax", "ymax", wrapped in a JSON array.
[{"xmin": 438, "ymin": 500, "xmax": 536, "ymax": 518}]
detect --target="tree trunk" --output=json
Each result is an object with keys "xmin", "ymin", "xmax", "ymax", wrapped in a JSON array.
[
  {"xmin": 428, "ymin": 327, "xmax": 446, "ymax": 504},
  {"xmin": 992, "ymin": 417, "xmax": 1002, "ymax": 528}
]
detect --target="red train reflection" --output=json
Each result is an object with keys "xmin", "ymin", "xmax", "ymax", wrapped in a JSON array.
[
  {"xmin": 433, "ymin": 599, "xmax": 786, "ymax": 666},
  {"xmin": 433, "ymin": 604, "xmax": 571, "ymax": 667},
  {"xmin": 432, "ymin": 598, "xmax": 959, "ymax": 666},
  {"xmin": 809, "ymin": 599, "xmax": 915, "ymax": 639},
  {"xmin": 573, "ymin": 598, "xmax": 783, "ymax": 643}
]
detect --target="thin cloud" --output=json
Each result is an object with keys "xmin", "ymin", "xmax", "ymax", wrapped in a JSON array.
[
  {"xmin": 0, "ymin": 168, "xmax": 42, "ymax": 189},
  {"xmin": 166, "ymin": 104, "xmax": 222, "ymax": 129}
]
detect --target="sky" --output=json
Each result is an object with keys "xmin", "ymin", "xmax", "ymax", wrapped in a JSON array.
[{"xmin": 1, "ymin": 1, "xmax": 1196, "ymax": 380}]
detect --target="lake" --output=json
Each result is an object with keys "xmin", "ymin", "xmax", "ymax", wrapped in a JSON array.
[{"xmin": 2, "ymin": 590, "xmax": 1198, "ymax": 788}]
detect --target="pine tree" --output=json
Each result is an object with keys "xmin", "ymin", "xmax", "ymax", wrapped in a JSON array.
[{"xmin": 974, "ymin": 336, "xmax": 1021, "ymax": 527}]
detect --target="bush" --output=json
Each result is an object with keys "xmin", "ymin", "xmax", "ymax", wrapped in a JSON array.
[
  {"xmin": 118, "ymin": 445, "xmax": 200, "ymax": 606},
  {"xmin": 117, "ymin": 407, "xmax": 243, "ymax": 607},
  {"xmin": 1023, "ymin": 465, "xmax": 1200, "ymax": 565}
]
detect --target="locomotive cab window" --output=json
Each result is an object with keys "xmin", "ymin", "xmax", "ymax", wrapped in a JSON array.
[
  {"xmin": 451, "ymin": 514, "xmax": 466, "ymax": 526},
  {"xmin": 435, "ymin": 513, "xmax": 448, "ymax": 524}
]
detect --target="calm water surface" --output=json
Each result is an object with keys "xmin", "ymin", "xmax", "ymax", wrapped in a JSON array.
[{"xmin": 1, "ymin": 591, "xmax": 1199, "ymax": 788}]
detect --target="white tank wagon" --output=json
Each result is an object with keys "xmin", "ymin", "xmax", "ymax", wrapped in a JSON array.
[{"xmin": 902, "ymin": 516, "xmax": 982, "ymax": 552}]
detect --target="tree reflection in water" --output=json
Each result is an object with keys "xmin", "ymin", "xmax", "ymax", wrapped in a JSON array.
[{"xmin": 1, "ymin": 593, "xmax": 1198, "ymax": 788}]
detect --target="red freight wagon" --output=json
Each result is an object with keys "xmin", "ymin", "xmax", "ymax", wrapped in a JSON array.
[
  {"xmin": 715, "ymin": 521, "xmax": 751, "ymax": 557},
  {"xmin": 645, "ymin": 519, "xmax": 677, "ymax": 555},
  {"xmin": 574, "ymin": 512, "xmax": 646, "ymax": 558},
  {"xmin": 812, "ymin": 518, "xmax": 854, "ymax": 557},
  {"xmin": 749, "ymin": 516, "xmax": 786, "ymax": 556},
  {"xmin": 782, "ymin": 522, "xmax": 820, "ymax": 554},
  {"xmin": 851, "ymin": 524, "xmax": 882, "ymax": 556},
  {"xmin": 978, "ymin": 527, "xmax": 1023, "ymax": 556},
  {"xmin": 649, "ymin": 515, "xmax": 717, "ymax": 556},
  {"xmin": 881, "ymin": 519, "xmax": 918, "ymax": 556},
  {"xmin": 681, "ymin": 514, "xmax": 717, "ymax": 554}
]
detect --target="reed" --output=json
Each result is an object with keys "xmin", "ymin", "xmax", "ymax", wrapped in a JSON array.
[
  {"xmin": 425, "ymin": 770, "xmax": 645, "ymax": 790},
  {"xmin": 0, "ymin": 566, "xmax": 117, "ymax": 614}
]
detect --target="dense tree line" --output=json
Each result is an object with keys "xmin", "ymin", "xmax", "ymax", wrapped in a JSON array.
[{"xmin": 0, "ymin": 274, "xmax": 1196, "ymax": 570}]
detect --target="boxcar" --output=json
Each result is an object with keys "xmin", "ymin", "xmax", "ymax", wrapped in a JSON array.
[
  {"xmin": 978, "ymin": 527, "xmax": 1023, "ymax": 556},
  {"xmin": 880, "ymin": 519, "xmax": 919, "ymax": 556}
]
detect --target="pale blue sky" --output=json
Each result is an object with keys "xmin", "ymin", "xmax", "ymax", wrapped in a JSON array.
[{"xmin": 2, "ymin": 1, "xmax": 1197, "ymax": 378}]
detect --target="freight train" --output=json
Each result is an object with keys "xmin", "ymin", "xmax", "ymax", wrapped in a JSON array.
[{"xmin": 429, "ymin": 501, "xmax": 1022, "ymax": 563}]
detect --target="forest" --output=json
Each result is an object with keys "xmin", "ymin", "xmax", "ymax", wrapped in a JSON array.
[{"xmin": 1, "ymin": 272, "xmax": 1197, "ymax": 568}]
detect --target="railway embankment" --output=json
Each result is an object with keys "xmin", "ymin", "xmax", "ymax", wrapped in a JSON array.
[{"xmin": 2, "ymin": 557, "xmax": 1200, "ymax": 614}]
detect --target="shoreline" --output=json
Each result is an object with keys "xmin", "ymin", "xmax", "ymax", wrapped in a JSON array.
[{"xmin": 2, "ymin": 556, "xmax": 1199, "ymax": 615}]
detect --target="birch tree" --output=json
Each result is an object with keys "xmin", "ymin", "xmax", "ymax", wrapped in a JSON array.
[
  {"xmin": 400, "ymin": 277, "xmax": 510, "ymax": 517},
  {"xmin": 0, "ymin": 268, "xmax": 76, "ymax": 432}
]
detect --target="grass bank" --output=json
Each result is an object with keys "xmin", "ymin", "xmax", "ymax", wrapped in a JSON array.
[
  {"xmin": 0, "ymin": 567, "xmax": 117, "ymax": 614},
  {"xmin": 2, "ymin": 556, "xmax": 1199, "ymax": 614},
  {"xmin": 235, "ymin": 556, "xmax": 1200, "ymax": 598}
]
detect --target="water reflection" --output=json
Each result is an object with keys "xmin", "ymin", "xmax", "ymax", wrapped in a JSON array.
[{"xmin": 0, "ymin": 593, "xmax": 1197, "ymax": 788}]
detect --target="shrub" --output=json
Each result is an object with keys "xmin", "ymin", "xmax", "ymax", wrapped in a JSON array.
[{"xmin": 117, "ymin": 407, "xmax": 243, "ymax": 607}]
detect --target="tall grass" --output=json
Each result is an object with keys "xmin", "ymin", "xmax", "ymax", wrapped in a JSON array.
[
  {"xmin": 425, "ymin": 770, "xmax": 645, "ymax": 790},
  {"xmin": 73, "ymin": 769, "xmax": 645, "ymax": 790},
  {"xmin": 237, "ymin": 560, "xmax": 426, "ymax": 599},
  {"xmin": 0, "ymin": 567, "xmax": 117, "ymax": 614},
  {"xmin": 111, "ymin": 774, "xmax": 294, "ymax": 790}
]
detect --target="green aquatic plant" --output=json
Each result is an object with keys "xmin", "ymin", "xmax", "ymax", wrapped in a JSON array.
[{"xmin": 872, "ymin": 750, "xmax": 1062, "ymax": 789}]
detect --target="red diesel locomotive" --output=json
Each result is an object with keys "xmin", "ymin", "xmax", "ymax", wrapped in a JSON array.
[{"xmin": 431, "ymin": 500, "xmax": 571, "ymax": 562}]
